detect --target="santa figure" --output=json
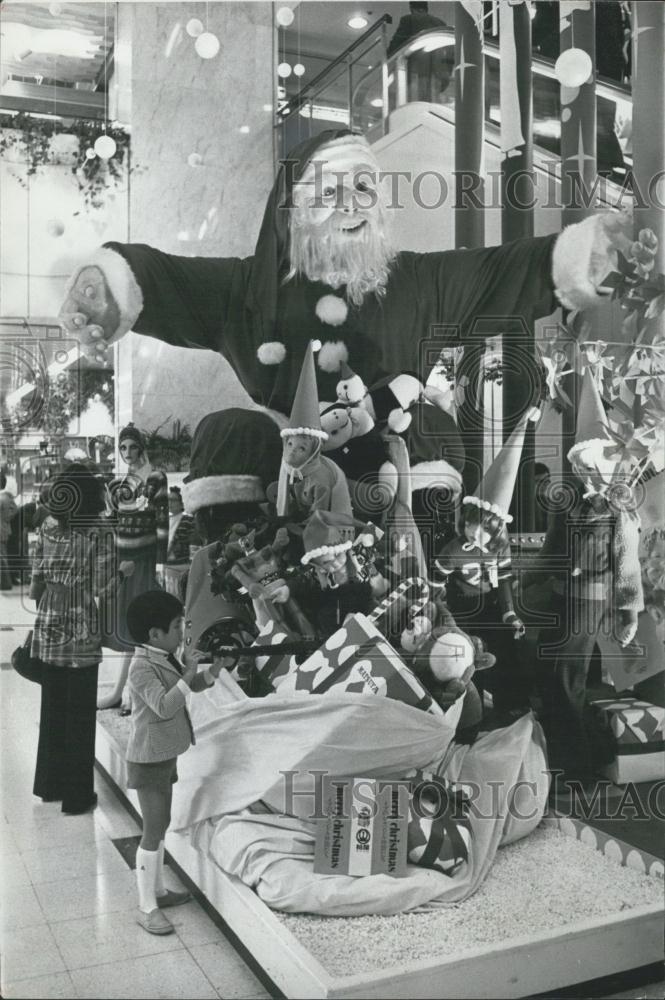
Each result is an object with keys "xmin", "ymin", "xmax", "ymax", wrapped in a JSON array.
[{"xmin": 60, "ymin": 129, "xmax": 636, "ymax": 419}]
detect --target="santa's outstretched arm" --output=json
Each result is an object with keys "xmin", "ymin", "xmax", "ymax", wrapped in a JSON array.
[{"xmin": 59, "ymin": 242, "xmax": 250, "ymax": 367}]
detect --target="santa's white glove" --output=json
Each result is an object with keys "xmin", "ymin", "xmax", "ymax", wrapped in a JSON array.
[{"xmin": 59, "ymin": 264, "xmax": 120, "ymax": 365}]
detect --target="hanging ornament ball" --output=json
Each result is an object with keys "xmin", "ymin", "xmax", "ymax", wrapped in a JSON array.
[
  {"xmin": 187, "ymin": 152, "xmax": 203, "ymax": 167},
  {"xmin": 94, "ymin": 134, "xmax": 117, "ymax": 159},
  {"xmin": 46, "ymin": 218, "xmax": 65, "ymax": 238},
  {"xmin": 49, "ymin": 2, "xmax": 63, "ymax": 15},
  {"xmin": 85, "ymin": 146, "xmax": 96, "ymax": 160},
  {"xmin": 294, "ymin": 63, "xmax": 305, "ymax": 77},
  {"xmin": 277, "ymin": 61, "xmax": 292, "ymax": 78},
  {"xmin": 195, "ymin": 32, "xmax": 220, "ymax": 59},
  {"xmin": 276, "ymin": 6, "xmax": 295, "ymax": 27},
  {"xmin": 554, "ymin": 48, "xmax": 593, "ymax": 88},
  {"xmin": 186, "ymin": 17, "xmax": 204, "ymax": 37}
]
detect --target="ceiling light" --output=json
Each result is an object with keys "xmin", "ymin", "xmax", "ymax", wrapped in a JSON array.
[
  {"xmin": 293, "ymin": 63, "xmax": 305, "ymax": 77},
  {"xmin": 347, "ymin": 15, "xmax": 368, "ymax": 30},
  {"xmin": 239, "ymin": 125, "xmax": 250, "ymax": 134},
  {"xmin": 277, "ymin": 61, "xmax": 292, "ymax": 78},
  {"xmin": 370, "ymin": 98, "xmax": 383, "ymax": 108}
]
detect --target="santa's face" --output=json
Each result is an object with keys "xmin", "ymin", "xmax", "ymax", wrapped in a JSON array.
[
  {"xmin": 283, "ymin": 433, "xmax": 318, "ymax": 469},
  {"xmin": 289, "ymin": 138, "xmax": 396, "ymax": 306}
]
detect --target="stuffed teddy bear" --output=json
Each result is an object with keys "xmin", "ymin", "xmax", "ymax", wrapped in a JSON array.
[
  {"xmin": 400, "ymin": 617, "xmax": 493, "ymax": 727},
  {"xmin": 319, "ymin": 403, "xmax": 398, "ymax": 519}
]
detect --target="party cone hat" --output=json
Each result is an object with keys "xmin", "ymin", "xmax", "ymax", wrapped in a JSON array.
[
  {"xmin": 464, "ymin": 407, "xmax": 540, "ymax": 523},
  {"xmin": 569, "ymin": 367, "xmax": 610, "ymax": 451},
  {"xmin": 281, "ymin": 341, "xmax": 327, "ymax": 440}
]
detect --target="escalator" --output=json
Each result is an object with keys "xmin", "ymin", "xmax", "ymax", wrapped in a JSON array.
[{"xmin": 277, "ymin": 23, "xmax": 633, "ymax": 251}]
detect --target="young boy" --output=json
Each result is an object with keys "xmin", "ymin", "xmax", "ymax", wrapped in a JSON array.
[{"xmin": 125, "ymin": 590, "xmax": 223, "ymax": 935}]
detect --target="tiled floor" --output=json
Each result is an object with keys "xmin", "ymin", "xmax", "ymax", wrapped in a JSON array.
[
  {"xmin": 0, "ymin": 587, "xmax": 273, "ymax": 1000},
  {"xmin": 1, "ymin": 586, "xmax": 663, "ymax": 1000}
]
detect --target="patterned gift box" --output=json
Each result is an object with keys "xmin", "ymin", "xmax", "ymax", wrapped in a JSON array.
[
  {"xmin": 405, "ymin": 771, "xmax": 473, "ymax": 878},
  {"xmin": 592, "ymin": 697, "xmax": 665, "ymax": 785},
  {"xmin": 253, "ymin": 619, "xmax": 308, "ymax": 691},
  {"xmin": 272, "ymin": 613, "xmax": 446, "ymax": 717}
]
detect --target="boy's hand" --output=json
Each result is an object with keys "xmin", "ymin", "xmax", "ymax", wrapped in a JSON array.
[
  {"xmin": 181, "ymin": 648, "xmax": 206, "ymax": 685},
  {"xmin": 119, "ymin": 560, "xmax": 135, "ymax": 578}
]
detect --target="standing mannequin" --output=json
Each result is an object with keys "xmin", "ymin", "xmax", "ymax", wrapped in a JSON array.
[{"xmin": 98, "ymin": 424, "xmax": 160, "ymax": 711}]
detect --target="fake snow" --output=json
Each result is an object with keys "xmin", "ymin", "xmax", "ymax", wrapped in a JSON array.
[{"xmin": 278, "ymin": 826, "xmax": 663, "ymax": 975}]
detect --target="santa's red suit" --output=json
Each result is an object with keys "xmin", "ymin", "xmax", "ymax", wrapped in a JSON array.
[{"xmin": 62, "ymin": 130, "xmax": 630, "ymax": 424}]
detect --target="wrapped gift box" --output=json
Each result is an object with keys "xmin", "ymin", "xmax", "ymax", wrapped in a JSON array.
[
  {"xmin": 592, "ymin": 697, "xmax": 665, "ymax": 785},
  {"xmin": 406, "ymin": 771, "xmax": 472, "ymax": 878},
  {"xmin": 272, "ymin": 613, "xmax": 449, "ymax": 718},
  {"xmin": 313, "ymin": 776, "xmax": 409, "ymax": 877}
]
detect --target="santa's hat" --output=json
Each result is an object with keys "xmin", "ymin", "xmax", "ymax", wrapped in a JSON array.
[
  {"xmin": 463, "ymin": 407, "xmax": 541, "ymax": 524},
  {"xmin": 409, "ymin": 402, "xmax": 465, "ymax": 496},
  {"xmin": 281, "ymin": 341, "xmax": 328, "ymax": 442},
  {"xmin": 567, "ymin": 367, "xmax": 612, "ymax": 467},
  {"xmin": 181, "ymin": 408, "xmax": 282, "ymax": 514},
  {"xmin": 250, "ymin": 130, "xmax": 377, "ymax": 368},
  {"xmin": 301, "ymin": 510, "xmax": 356, "ymax": 565}
]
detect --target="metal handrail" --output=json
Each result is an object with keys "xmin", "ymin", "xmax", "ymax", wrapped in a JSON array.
[
  {"xmin": 278, "ymin": 22, "xmax": 632, "ymax": 137},
  {"xmin": 277, "ymin": 13, "xmax": 392, "ymax": 122}
]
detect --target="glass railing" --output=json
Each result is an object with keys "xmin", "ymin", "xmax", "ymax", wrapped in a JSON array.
[{"xmin": 277, "ymin": 24, "xmax": 633, "ymax": 183}]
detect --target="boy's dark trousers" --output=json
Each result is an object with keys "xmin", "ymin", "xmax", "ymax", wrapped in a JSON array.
[{"xmin": 537, "ymin": 594, "xmax": 615, "ymax": 783}]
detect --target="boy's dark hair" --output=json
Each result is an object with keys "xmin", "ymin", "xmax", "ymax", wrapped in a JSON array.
[{"xmin": 126, "ymin": 590, "xmax": 184, "ymax": 644}]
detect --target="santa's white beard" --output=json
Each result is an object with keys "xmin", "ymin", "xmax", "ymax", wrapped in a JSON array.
[{"xmin": 287, "ymin": 211, "xmax": 397, "ymax": 307}]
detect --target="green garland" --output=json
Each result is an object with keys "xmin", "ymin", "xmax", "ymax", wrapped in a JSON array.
[{"xmin": 0, "ymin": 112, "xmax": 131, "ymax": 210}]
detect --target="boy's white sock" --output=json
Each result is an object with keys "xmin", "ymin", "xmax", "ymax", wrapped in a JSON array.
[
  {"xmin": 136, "ymin": 847, "xmax": 159, "ymax": 913},
  {"xmin": 155, "ymin": 840, "xmax": 166, "ymax": 896}
]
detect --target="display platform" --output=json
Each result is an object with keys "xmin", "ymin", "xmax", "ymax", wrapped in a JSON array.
[{"xmin": 95, "ymin": 712, "xmax": 664, "ymax": 1000}]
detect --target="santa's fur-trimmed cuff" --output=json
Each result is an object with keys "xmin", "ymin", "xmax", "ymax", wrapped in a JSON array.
[
  {"xmin": 64, "ymin": 247, "xmax": 144, "ymax": 343},
  {"xmin": 181, "ymin": 475, "xmax": 266, "ymax": 514},
  {"xmin": 552, "ymin": 215, "xmax": 615, "ymax": 312}
]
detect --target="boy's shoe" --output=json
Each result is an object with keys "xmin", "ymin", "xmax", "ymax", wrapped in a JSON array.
[
  {"xmin": 137, "ymin": 908, "xmax": 174, "ymax": 935},
  {"xmin": 157, "ymin": 889, "xmax": 192, "ymax": 908}
]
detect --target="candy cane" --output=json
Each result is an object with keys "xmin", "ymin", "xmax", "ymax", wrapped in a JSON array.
[{"xmin": 369, "ymin": 576, "xmax": 430, "ymax": 625}]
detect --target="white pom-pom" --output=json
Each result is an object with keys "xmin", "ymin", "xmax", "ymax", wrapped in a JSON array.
[
  {"xmin": 311, "ymin": 339, "xmax": 322, "ymax": 352},
  {"xmin": 317, "ymin": 340, "xmax": 349, "ymax": 373},
  {"xmin": 388, "ymin": 408, "xmax": 411, "ymax": 434},
  {"xmin": 257, "ymin": 341, "xmax": 286, "ymax": 365},
  {"xmin": 315, "ymin": 294, "xmax": 348, "ymax": 326}
]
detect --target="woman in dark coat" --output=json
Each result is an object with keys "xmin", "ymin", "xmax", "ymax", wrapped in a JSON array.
[{"xmin": 30, "ymin": 464, "xmax": 133, "ymax": 813}]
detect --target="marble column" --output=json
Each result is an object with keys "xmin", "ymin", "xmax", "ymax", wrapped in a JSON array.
[{"xmin": 115, "ymin": 1, "xmax": 275, "ymax": 448}]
